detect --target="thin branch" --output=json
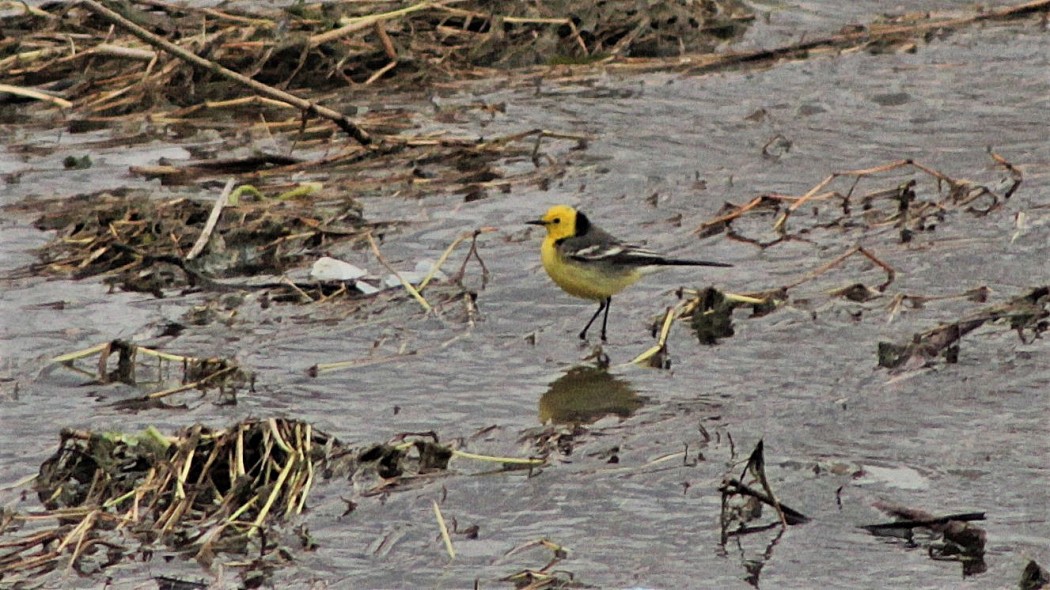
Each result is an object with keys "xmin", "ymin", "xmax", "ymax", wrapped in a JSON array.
[{"xmin": 185, "ymin": 179, "xmax": 234, "ymax": 261}]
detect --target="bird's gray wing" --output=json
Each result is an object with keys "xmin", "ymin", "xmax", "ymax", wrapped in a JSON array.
[{"xmin": 558, "ymin": 229, "xmax": 660, "ymax": 267}]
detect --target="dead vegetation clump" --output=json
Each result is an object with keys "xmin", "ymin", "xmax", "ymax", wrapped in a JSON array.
[
  {"xmin": 13, "ymin": 181, "xmax": 502, "ymax": 315},
  {"xmin": 50, "ymin": 339, "xmax": 250, "ymax": 409},
  {"xmin": 4, "ymin": 0, "xmax": 1046, "ymax": 125},
  {"xmin": 0, "ymin": 419, "xmax": 339, "ymax": 583},
  {"xmin": 0, "ymin": 0, "xmax": 753, "ymax": 115},
  {"xmin": 25, "ymin": 187, "xmax": 369, "ymax": 294}
]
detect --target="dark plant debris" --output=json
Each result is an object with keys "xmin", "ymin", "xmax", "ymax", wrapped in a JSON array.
[
  {"xmin": 861, "ymin": 501, "xmax": 987, "ymax": 577},
  {"xmin": 155, "ymin": 576, "xmax": 209, "ymax": 590},
  {"xmin": 351, "ymin": 437, "xmax": 454, "ymax": 496},
  {"xmin": 717, "ymin": 440, "xmax": 806, "ymax": 588},
  {"xmin": 695, "ymin": 156, "xmax": 1022, "ymax": 248},
  {"xmin": 50, "ymin": 339, "xmax": 250, "ymax": 407},
  {"xmin": 877, "ymin": 286, "xmax": 1049, "ymax": 370},
  {"xmin": 719, "ymin": 439, "xmax": 809, "ymax": 545},
  {"xmin": 523, "ymin": 425, "xmax": 588, "ymax": 462},
  {"xmin": 1021, "ymin": 560, "xmax": 1050, "ymax": 590},
  {"xmin": 499, "ymin": 538, "xmax": 588, "ymax": 590},
  {"xmin": 686, "ymin": 287, "xmax": 737, "ymax": 345}
]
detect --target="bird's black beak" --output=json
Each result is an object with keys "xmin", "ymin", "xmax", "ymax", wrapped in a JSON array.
[{"xmin": 525, "ymin": 219, "xmax": 545, "ymax": 226}]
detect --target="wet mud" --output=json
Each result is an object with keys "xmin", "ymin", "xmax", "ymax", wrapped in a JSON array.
[{"xmin": 2, "ymin": 0, "xmax": 1050, "ymax": 588}]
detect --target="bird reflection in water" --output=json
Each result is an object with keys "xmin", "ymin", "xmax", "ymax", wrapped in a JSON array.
[{"xmin": 538, "ymin": 365, "xmax": 645, "ymax": 425}]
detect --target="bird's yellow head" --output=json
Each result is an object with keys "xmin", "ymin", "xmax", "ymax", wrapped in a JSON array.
[{"xmin": 526, "ymin": 205, "xmax": 583, "ymax": 241}]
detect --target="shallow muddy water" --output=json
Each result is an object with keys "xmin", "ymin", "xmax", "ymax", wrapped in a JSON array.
[{"xmin": 2, "ymin": 1, "xmax": 1050, "ymax": 588}]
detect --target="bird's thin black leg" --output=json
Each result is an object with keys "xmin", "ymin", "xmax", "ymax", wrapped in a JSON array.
[
  {"xmin": 579, "ymin": 298, "xmax": 608, "ymax": 341},
  {"xmin": 599, "ymin": 297, "xmax": 611, "ymax": 342}
]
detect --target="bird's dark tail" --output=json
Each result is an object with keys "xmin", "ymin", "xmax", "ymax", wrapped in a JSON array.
[{"xmin": 651, "ymin": 258, "xmax": 732, "ymax": 268}]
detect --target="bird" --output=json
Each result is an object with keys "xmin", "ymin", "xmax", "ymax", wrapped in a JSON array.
[{"xmin": 527, "ymin": 204, "xmax": 732, "ymax": 342}]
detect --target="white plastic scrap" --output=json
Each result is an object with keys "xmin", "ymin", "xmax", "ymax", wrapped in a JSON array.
[
  {"xmin": 310, "ymin": 256, "xmax": 368, "ymax": 281},
  {"xmin": 383, "ymin": 259, "xmax": 447, "ymax": 288}
]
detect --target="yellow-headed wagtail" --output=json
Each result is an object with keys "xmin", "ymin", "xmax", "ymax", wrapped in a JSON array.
[{"xmin": 527, "ymin": 205, "xmax": 731, "ymax": 341}]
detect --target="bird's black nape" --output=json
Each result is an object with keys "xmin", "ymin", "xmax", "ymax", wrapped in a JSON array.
[
  {"xmin": 579, "ymin": 296, "xmax": 611, "ymax": 341},
  {"xmin": 574, "ymin": 210, "xmax": 591, "ymax": 236}
]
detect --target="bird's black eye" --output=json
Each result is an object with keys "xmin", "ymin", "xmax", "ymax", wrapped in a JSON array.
[{"xmin": 552, "ymin": 217, "xmax": 560, "ymax": 224}]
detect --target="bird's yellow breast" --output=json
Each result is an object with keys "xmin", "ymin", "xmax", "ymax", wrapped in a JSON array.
[{"xmin": 540, "ymin": 238, "xmax": 641, "ymax": 300}]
